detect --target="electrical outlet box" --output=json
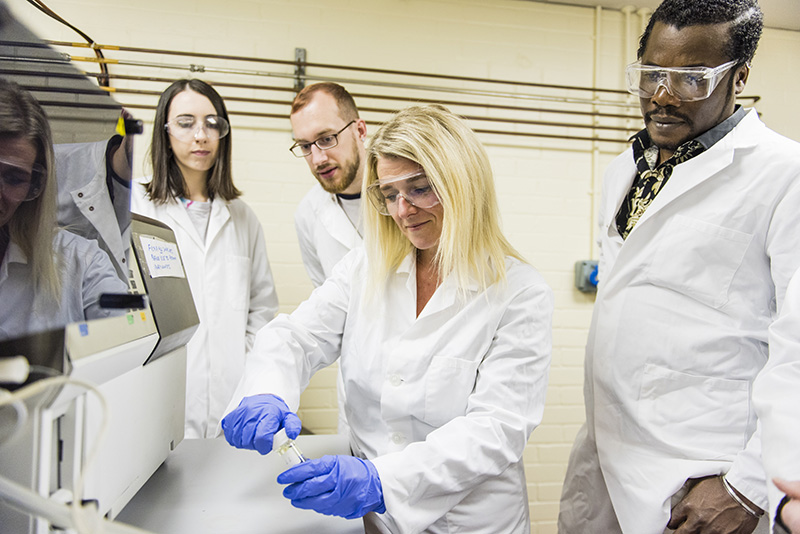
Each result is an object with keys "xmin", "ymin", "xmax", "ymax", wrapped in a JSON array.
[{"xmin": 574, "ymin": 260, "xmax": 599, "ymax": 293}]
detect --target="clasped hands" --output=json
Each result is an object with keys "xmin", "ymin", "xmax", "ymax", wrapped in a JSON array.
[{"xmin": 221, "ymin": 394, "xmax": 385, "ymax": 519}]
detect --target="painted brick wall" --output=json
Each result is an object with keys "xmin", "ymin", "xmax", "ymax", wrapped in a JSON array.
[{"xmin": 11, "ymin": 1, "xmax": 800, "ymax": 532}]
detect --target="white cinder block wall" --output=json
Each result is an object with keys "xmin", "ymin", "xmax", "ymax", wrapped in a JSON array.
[{"xmin": 12, "ymin": 1, "xmax": 800, "ymax": 532}]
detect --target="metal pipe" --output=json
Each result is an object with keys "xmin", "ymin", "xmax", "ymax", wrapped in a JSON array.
[
  {"xmin": 77, "ymin": 85, "xmax": 639, "ymax": 132},
  {"xmin": 2, "ymin": 36, "xmax": 758, "ymax": 144},
  {"xmin": 44, "ymin": 39, "xmax": 631, "ymax": 96},
  {"xmin": 103, "ymin": 101, "xmax": 631, "ymax": 143},
  {"xmin": 61, "ymin": 54, "xmax": 638, "ymax": 108},
  {"xmin": 84, "ymin": 73, "xmax": 645, "ymax": 120},
  {"xmin": 22, "ymin": 79, "xmax": 638, "ymax": 135}
]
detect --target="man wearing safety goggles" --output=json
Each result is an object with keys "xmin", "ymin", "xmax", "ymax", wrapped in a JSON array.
[{"xmin": 559, "ymin": 1, "xmax": 800, "ymax": 534}]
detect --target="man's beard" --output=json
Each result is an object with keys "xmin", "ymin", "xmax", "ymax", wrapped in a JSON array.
[{"xmin": 316, "ymin": 145, "xmax": 360, "ymax": 194}]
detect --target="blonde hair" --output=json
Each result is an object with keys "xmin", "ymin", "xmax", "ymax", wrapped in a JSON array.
[
  {"xmin": 0, "ymin": 78, "xmax": 60, "ymax": 303},
  {"xmin": 363, "ymin": 104, "xmax": 523, "ymax": 293}
]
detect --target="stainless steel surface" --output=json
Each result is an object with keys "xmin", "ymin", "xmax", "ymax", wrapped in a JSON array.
[{"xmin": 115, "ymin": 435, "xmax": 364, "ymax": 534}]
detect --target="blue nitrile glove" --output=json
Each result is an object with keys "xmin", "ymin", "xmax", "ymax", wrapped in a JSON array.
[
  {"xmin": 221, "ymin": 394, "xmax": 302, "ymax": 455},
  {"xmin": 277, "ymin": 455, "xmax": 386, "ymax": 519}
]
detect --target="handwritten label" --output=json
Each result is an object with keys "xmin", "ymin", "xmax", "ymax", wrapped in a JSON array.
[{"xmin": 139, "ymin": 236, "xmax": 186, "ymax": 279}]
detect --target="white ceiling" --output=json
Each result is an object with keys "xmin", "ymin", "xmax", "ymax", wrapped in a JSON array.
[{"xmin": 531, "ymin": 0, "xmax": 800, "ymax": 31}]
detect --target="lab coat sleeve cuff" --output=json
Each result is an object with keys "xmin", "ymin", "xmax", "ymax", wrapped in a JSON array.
[
  {"xmin": 369, "ymin": 455, "xmax": 411, "ymax": 533},
  {"xmin": 726, "ymin": 464, "xmax": 769, "ymax": 511},
  {"xmin": 721, "ymin": 420, "xmax": 768, "ymax": 511},
  {"xmin": 370, "ymin": 454, "xmax": 460, "ymax": 534}
]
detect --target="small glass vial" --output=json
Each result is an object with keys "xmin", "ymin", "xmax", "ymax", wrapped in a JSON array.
[{"xmin": 272, "ymin": 428, "xmax": 308, "ymax": 466}]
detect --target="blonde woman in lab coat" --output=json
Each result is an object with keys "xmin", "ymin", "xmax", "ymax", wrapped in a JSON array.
[
  {"xmin": 222, "ymin": 104, "xmax": 553, "ymax": 533},
  {"xmin": 132, "ymin": 79, "xmax": 278, "ymax": 439},
  {"xmin": 0, "ymin": 79, "xmax": 126, "ymax": 341}
]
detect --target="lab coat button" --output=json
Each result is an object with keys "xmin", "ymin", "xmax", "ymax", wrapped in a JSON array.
[
  {"xmin": 389, "ymin": 374, "xmax": 402, "ymax": 387},
  {"xmin": 391, "ymin": 433, "xmax": 405, "ymax": 444}
]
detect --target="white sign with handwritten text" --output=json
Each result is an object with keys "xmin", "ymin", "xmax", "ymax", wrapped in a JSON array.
[{"xmin": 139, "ymin": 236, "xmax": 185, "ymax": 278}]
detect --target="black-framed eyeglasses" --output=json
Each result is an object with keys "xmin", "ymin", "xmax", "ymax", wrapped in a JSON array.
[{"xmin": 289, "ymin": 120, "xmax": 355, "ymax": 157}]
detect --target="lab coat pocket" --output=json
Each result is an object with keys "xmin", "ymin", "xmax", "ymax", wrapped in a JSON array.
[
  {"xmin": 639, "ymin": 363, "xmax": 750, "ymax": 458},
  {"xmin": 645, "ymin": 216, "xmax": 752, "ymax": 308},
  {"xmin": 226, "ymin": 256, "xmax": 251, "ymax": 311},
  {"xmin": 424, "ymin": 356, "xmax": 480, "ymax": 427}
]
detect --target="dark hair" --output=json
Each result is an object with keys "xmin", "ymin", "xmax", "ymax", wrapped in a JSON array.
[
  {"xmin": 290, "ymin": 82, "xmax": 360, "ymax": 122},
  {"xmin": 146, "ymin": 78, "xmax": 239, "ymax": 203},
  {"xmin": 638, "ymin": 0, "xmax": 763, "ymax": 64}
]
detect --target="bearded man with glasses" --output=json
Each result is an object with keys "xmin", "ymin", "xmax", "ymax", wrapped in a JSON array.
[
  {"xmin": 289, "ymin": 82, "xmax": 368, "ymax": 288},
  {"xmin": 558, "ymin": 1, "xmax": 800, "ymax": 533},
  {"xmin": 289, "ymin": 82, "xmax": 368, "ymax": 438}
]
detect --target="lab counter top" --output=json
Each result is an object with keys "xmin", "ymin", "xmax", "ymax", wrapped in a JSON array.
[{"xmin": 116, "ymin": 435, "xmax": 364, "ymax": 534}]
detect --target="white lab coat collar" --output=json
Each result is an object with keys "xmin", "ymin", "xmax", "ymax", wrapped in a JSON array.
[
  {"xmin": 5, "ymin": 240, "xmax": 26, "ymax": 265},
  {"xmin": 158, "ymin": 196, "xmax": 231, "ymax": 250},
  {"xmin": 614, "ymin": 108, "xmax": 762, "ymax": 241},
  {"xmin": 0, "ymin": 240, "xmax": 26, "ymax": 286},
  {"xmin": 64, "ymin": 141, "xmax": 126, "ymax": 273},
  {"xmin": 395, "ymin": 252, "xmax": 482, "ymax": 320},
  {"xmin": 205, "ymin": 198, "xmax": 232, "ymax": 248},
  {"xmin": 320, "ymin": 192, "xmax": 361, "ymax": 248}
]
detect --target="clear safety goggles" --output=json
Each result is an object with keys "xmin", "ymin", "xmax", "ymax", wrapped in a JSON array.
[
  {"xmin": 165, "ymin": 114, "xmax": 230, "ymax": 142},
  {"xmin": 366, "ymin": 170, "xmax": 440, "ymax": 216},
  {"xmin": 625, "ymin": 59, "xmax": 739, "ymax": 102},
  {"xmin": 0, "ymin": 157, "xmax": 44, "ymax": 202}
]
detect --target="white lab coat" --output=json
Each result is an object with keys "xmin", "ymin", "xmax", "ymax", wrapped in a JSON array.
[
  {"xmin": 55, "ymin": 140, "xmax": 130, "ymax": 280},
  {"xmin": 0, "ymin": 229, "xmax": 127, "ymax": 341},
  {"xmin": 562, "ymin": 109, "xmax": 800, "ymax": 534},
  {"xmin": 753, "ymin": 266, "xmax": 800, "ymax": 524},
  {"xmin": 295, "ymin": 183, "xmax": 364, "ymax": 435},
  {"xmin": 228, "ymin": 248, "xmax": 553, "ymax": 534},
  {"xmin": 132, "ymin": 181, "xmax": 279, "ymax": 439},
  {"xmin": 294, "ymin": 184, "xmax": 363, "ymax": 288}
]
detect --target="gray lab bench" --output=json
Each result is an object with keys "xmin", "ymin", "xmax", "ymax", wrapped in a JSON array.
[{"xmin": 116, "ymin": 435, "xmax": 364, "ymax": 534}]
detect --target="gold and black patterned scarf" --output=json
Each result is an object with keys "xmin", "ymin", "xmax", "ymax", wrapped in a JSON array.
[{"xmin": 615, "ymin": 131, "xmax": 705, "ymax": 239}]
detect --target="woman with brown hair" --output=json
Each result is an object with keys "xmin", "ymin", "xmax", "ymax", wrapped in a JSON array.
[{"xmin": 132, "ymin": 78, "xmax": 278, "ymax": 439}]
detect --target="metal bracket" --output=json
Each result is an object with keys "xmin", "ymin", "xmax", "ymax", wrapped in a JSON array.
[{"xmin": 294, "ymin": 47, "xmax": 306, "ymax": 92}]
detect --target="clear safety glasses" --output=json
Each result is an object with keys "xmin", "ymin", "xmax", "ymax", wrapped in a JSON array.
[
  {"xmin": 625, "ymin": 59, "xmax": 739, "ymax": 102},
  {"xmin": 0, "ymin": 157, "xmax": 44, "ymax": 202},
  {"xmin": 289, "ymin": 120, "xmax": 355, "ymax": 157},
  {"xmin": 366, "ymin": 170, "xmax": 440, "ymax": 216},
  {"xmin": 165, "ymin": 114, "xmax": 230, "ymax": 142}
]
